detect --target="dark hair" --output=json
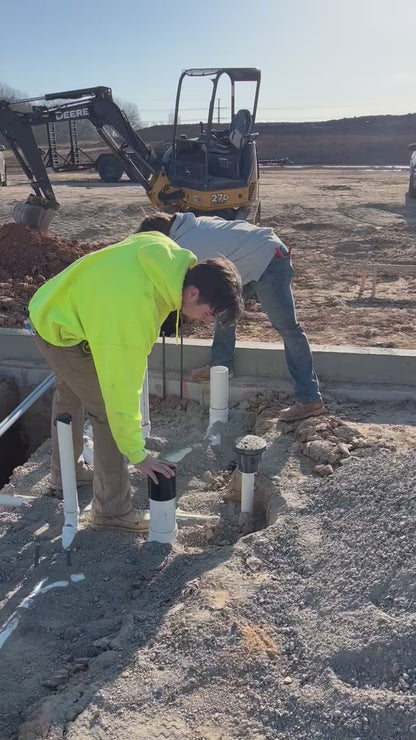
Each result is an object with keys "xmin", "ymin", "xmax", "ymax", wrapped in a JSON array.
[
  {"xmin": 183, "ymin": 257, "xmax": 244, "ymax": 325},
  {"xmin": 136, "ymin": 212, "xmax": 173, "ymax": 236}
]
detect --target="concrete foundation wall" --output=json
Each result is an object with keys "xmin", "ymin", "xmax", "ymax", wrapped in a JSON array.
[{"xmin": 1, "ymin": 329, "xmax": 416, "ymax": 407}]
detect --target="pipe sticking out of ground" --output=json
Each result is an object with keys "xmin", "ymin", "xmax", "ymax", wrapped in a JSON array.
[
  {"xmin": 140, "ymin": 364, "xmax": 151, "ymax": 439},
  {"xmin": 148, "ymin": 471, "xmax": 177, "ymax": 544},
  {"xmin": 55, "ymin": 413, "xmax": 79, "ymax": 549},
  {"xmin": 235, "ymin": 435, "xmax": 267, "ymax": 514},
  {"xmin": 241, "ymin": 472, "xmax": 256, "ymax": 514},
  {"xmin": 162, "ymin": 331, "xmax": 167, "ymax": 400},
  {"xmin": 180, "ymin": 319, "xmax": 184, "ymax": 399},
  {"xmin": 209, "ymin": 366, "xmax": 229, "ymax": 425}
]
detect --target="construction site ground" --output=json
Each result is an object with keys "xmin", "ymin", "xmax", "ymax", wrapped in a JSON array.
[
  {"xmin": 0, "ymin": 165, "xmax": 415, "ymax": 348},
  {"xmin": 0, "ymin": 166, "xmax": 416, "ymax": 739}
]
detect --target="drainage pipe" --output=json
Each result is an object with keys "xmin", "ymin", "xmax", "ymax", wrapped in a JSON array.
[
  {"xmin": 180, "ymin": 319, "xmax": 184, "ymax": 399},
  {"xmin": 0, "ymin": 373, "xmax": 55, "ymax": 438},
  {"xmin": 148, "ymin": 471, "xmax": 177, "ymax": 544},
  {"xmin": 55, "ymin": 413, "xmax": 79, "ymax": 550},
  {"xmin": 0, "ymin": 494, "xmax": 36, "ymax": 507},
  {"xmin": 140, "ymin": 363, "xmax": 151, "ymax": 439},
  {"xmin": 235, "ymin": 435, "xmax": 267, "ymax": 515},
  {"xmin": 162, "ymin": 331, "xmax": 167, "ymax": 400},
  {"xmin": 241, "ymin": 472, "xmax": 256, "ymax": 514},
  {"xmin": 209, "ymin": 366, "xmax": 229, "ymax": 425}
]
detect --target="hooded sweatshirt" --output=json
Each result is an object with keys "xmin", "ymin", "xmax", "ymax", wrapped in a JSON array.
[
  {"xmin": 169, "ymin": 212, "xmax": 288, "ymax": 285},
  {"xmin": 29, "ymin": 232, "xmax": 195, "ymax": 464}
]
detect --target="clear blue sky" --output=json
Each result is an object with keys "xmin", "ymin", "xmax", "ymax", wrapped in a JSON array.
[{"xmin": 1, "ymin": 0, "xmax": 415, "ymax": 123}]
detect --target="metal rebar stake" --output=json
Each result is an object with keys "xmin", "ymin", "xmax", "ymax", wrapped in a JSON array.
[
  {"xmin": 162, "ymin": 331, "xmax": 166, "ymax": 400},
  {"xmin": 180, "ymin": 316, "xmax": 184, "ymax": 399}
]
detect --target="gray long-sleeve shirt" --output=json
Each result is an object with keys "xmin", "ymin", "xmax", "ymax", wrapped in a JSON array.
[{"xmin": 169, "ymin": 212, "xmax": 288, "ymax": 285}]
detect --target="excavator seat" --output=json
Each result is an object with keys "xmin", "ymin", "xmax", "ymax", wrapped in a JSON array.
[
  {"xmin": 228, "ymin": 109, "xmax": 253, "ymax": 150},
  {"xmin": 206, "ymin": 110, "xmax": 254, "ymax": 179},
  {"xmin": 171, "ymin": 109, "xmax": 256, "ymax": 184}
]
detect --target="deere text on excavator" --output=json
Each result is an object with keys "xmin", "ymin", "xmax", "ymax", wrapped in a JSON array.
[{"xmin": 0, "ymin": 68, "xmax": 261, "ymax": 230}]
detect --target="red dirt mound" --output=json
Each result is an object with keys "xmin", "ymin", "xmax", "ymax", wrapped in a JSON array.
[
  {"xmin": 0, "ymin": 223, "xmax": 101, "ymax": 329},
  {"xmin": 0, "ymin": 223, "xmax": 96, "ymax": 281}
]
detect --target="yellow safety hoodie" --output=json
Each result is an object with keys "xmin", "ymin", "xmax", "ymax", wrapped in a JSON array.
[{"xmin": 29, "ymin": 232, "xmax": 196, "ymax": 463}]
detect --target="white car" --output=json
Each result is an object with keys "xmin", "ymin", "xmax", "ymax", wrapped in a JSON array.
[
  {"xmin": 0, "ymin": 144, "xmax": 6, "ymax": 186},
  {"xmin": 408, "ymin": 143, "xmax": 416, "ymax": 199}
]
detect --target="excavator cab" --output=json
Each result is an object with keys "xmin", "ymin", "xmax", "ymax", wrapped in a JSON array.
[{"xmin": 149, "ymin": 68, "xmax": 261, "ymax": 221}]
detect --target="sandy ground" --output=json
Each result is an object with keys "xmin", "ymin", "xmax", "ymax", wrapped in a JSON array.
[
  {"xmin": 0, "ymin": 166, "xmax": 415, "ymax": 346},
  {"xmin": 1, "ymin": 167, "xmax": 416, "ymax": 739},
  {"xmin": 1, "ymin": 393, "xmax": 416, "ymax": 740}
]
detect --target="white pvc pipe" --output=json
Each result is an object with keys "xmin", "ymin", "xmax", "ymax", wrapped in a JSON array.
[
  {"xmin": 140, "ymin": 364, "xmax": 151, "ymax": 439},
  {"xmin": 0, "ymin": 494, "xmax": 36, "ymax": 507},
  {"xmin": 209, "ymin": 365, "xmax": 229, "ymax": 425},
  {"xmin": 241, "ymin": 472, "xmax": 255, "ymax": 514},
  {"xmin": 56, "ymin": 417, "xmax": 79, "ymax": 549},
  {"xmin": 149, "ymin": 499, "xmax": 177, "ymax": 544}
]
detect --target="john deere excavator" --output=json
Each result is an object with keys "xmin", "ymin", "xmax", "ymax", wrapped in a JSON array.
[{"xmin": 0, "ymin": 68, "xmax": 261, "ymax": 230}]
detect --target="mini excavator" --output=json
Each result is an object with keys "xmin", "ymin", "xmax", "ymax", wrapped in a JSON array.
[{"xmin": 0, "ymin": 68, "xmax": 261, "ymax": 230}]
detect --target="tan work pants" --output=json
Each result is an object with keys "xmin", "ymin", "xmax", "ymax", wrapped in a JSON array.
[{"xmin": 33, "ymin": 335, "xmax": 131, "ymax": 517}]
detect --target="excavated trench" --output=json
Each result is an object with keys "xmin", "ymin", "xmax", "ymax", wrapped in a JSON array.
[
  {"xmin": 0, "ymin": 375, "xmax": 52, "ymax": 488},
  {"xmin": 0, "ymin": 425, "xmax": 26, "ymax": 488},
  {"xmin": 0, "ymin": 377, "xmax": 30, "ymax": 487}
]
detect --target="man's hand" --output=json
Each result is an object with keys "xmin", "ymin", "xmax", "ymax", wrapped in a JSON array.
[{"xmin": 134, "ymin": 454, "xmax": 176, "ymax": 484}]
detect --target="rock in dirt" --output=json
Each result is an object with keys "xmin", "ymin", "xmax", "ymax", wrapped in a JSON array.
[
  {"xmin": 314, "ymin": 463, "xmax": 334, "ymax": 476},
  {"xmin": 283, "ymin": 415, "xmax": 372, "ymax": 471}
]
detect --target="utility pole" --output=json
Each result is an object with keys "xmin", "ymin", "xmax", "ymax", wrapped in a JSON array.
[{"xmin": 217, "ymin": 98, "xmax": 221, "ymax": 124}]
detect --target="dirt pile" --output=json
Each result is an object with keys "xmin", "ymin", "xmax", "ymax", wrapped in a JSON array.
[{"xmin": 0, "ymin": 223, "xmax": 100, "ymax": 328}]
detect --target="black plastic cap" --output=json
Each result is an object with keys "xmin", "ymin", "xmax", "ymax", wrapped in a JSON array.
[
  {"xmin": 234, "ymin": 434, "xmax": 266, "ymax": 473},
  {"xmin": 148, "ymin": 472, "xmax": 176, "ymax": 501},
  {"xmin": 235, "ymin": 451, "xmax": 262, "ymax": 473}
]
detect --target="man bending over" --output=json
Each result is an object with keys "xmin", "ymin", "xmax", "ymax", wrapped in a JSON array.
[
  {"xmin": 29, "ymin": 230, "xmax": 243, "ymax": 532},
  {"xmin": 137, "ymin": 212, "xmax": 324, "ymax": 423}
]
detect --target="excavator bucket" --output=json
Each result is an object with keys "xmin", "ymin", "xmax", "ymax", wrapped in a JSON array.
[{"xmin": 13, "ymin": 194, "xmax": 60, "ymax": 231}]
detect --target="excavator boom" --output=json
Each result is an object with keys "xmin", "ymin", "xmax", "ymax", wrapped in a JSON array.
[{"xmin": 0, "ymin": 86, "xmax": 157, "ymax": 228}]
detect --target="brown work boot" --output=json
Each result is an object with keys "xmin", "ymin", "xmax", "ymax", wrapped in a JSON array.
[
  {"xmin": 48, "ymin": 462, "xmax": 94, "ymax": 498},
  {"xmin": 90, "ymin": 507, "xmax": 150, "ymax": 532},
  {"xmin": 186, "ymin": 365, "xmax": 234, "ymax": 381},
  {"xmin": 279, "ymin": 400, "xmax": 325, "ymax": 423}
]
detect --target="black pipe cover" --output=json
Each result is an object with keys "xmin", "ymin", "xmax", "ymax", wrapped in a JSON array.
[{"xmin": 148, "ymin": 472, "xmax": 176, "ymax": 501}]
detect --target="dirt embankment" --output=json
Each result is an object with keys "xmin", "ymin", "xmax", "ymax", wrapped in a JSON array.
[
  {"xmin": 139, "ymin": 114, "xmax": 416, "ymax": 165},
  {"xmin": 3, "ymin": 113, "xmax": 415, "ymax": 168}
]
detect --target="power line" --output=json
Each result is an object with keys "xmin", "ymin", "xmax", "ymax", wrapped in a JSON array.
[{"xmin": 139, "ymin": 107, "xmax": 231, "ymax": 112}]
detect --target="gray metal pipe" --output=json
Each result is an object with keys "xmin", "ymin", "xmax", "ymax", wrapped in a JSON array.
[{"xmin": 0, "ymin": 373, "xmax": 55, "ymax": 438}]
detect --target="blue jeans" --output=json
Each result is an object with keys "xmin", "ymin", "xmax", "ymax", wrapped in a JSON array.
[{"xmin": 210, "ymin": 254, "xmax": 321, "ymax": 402}]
